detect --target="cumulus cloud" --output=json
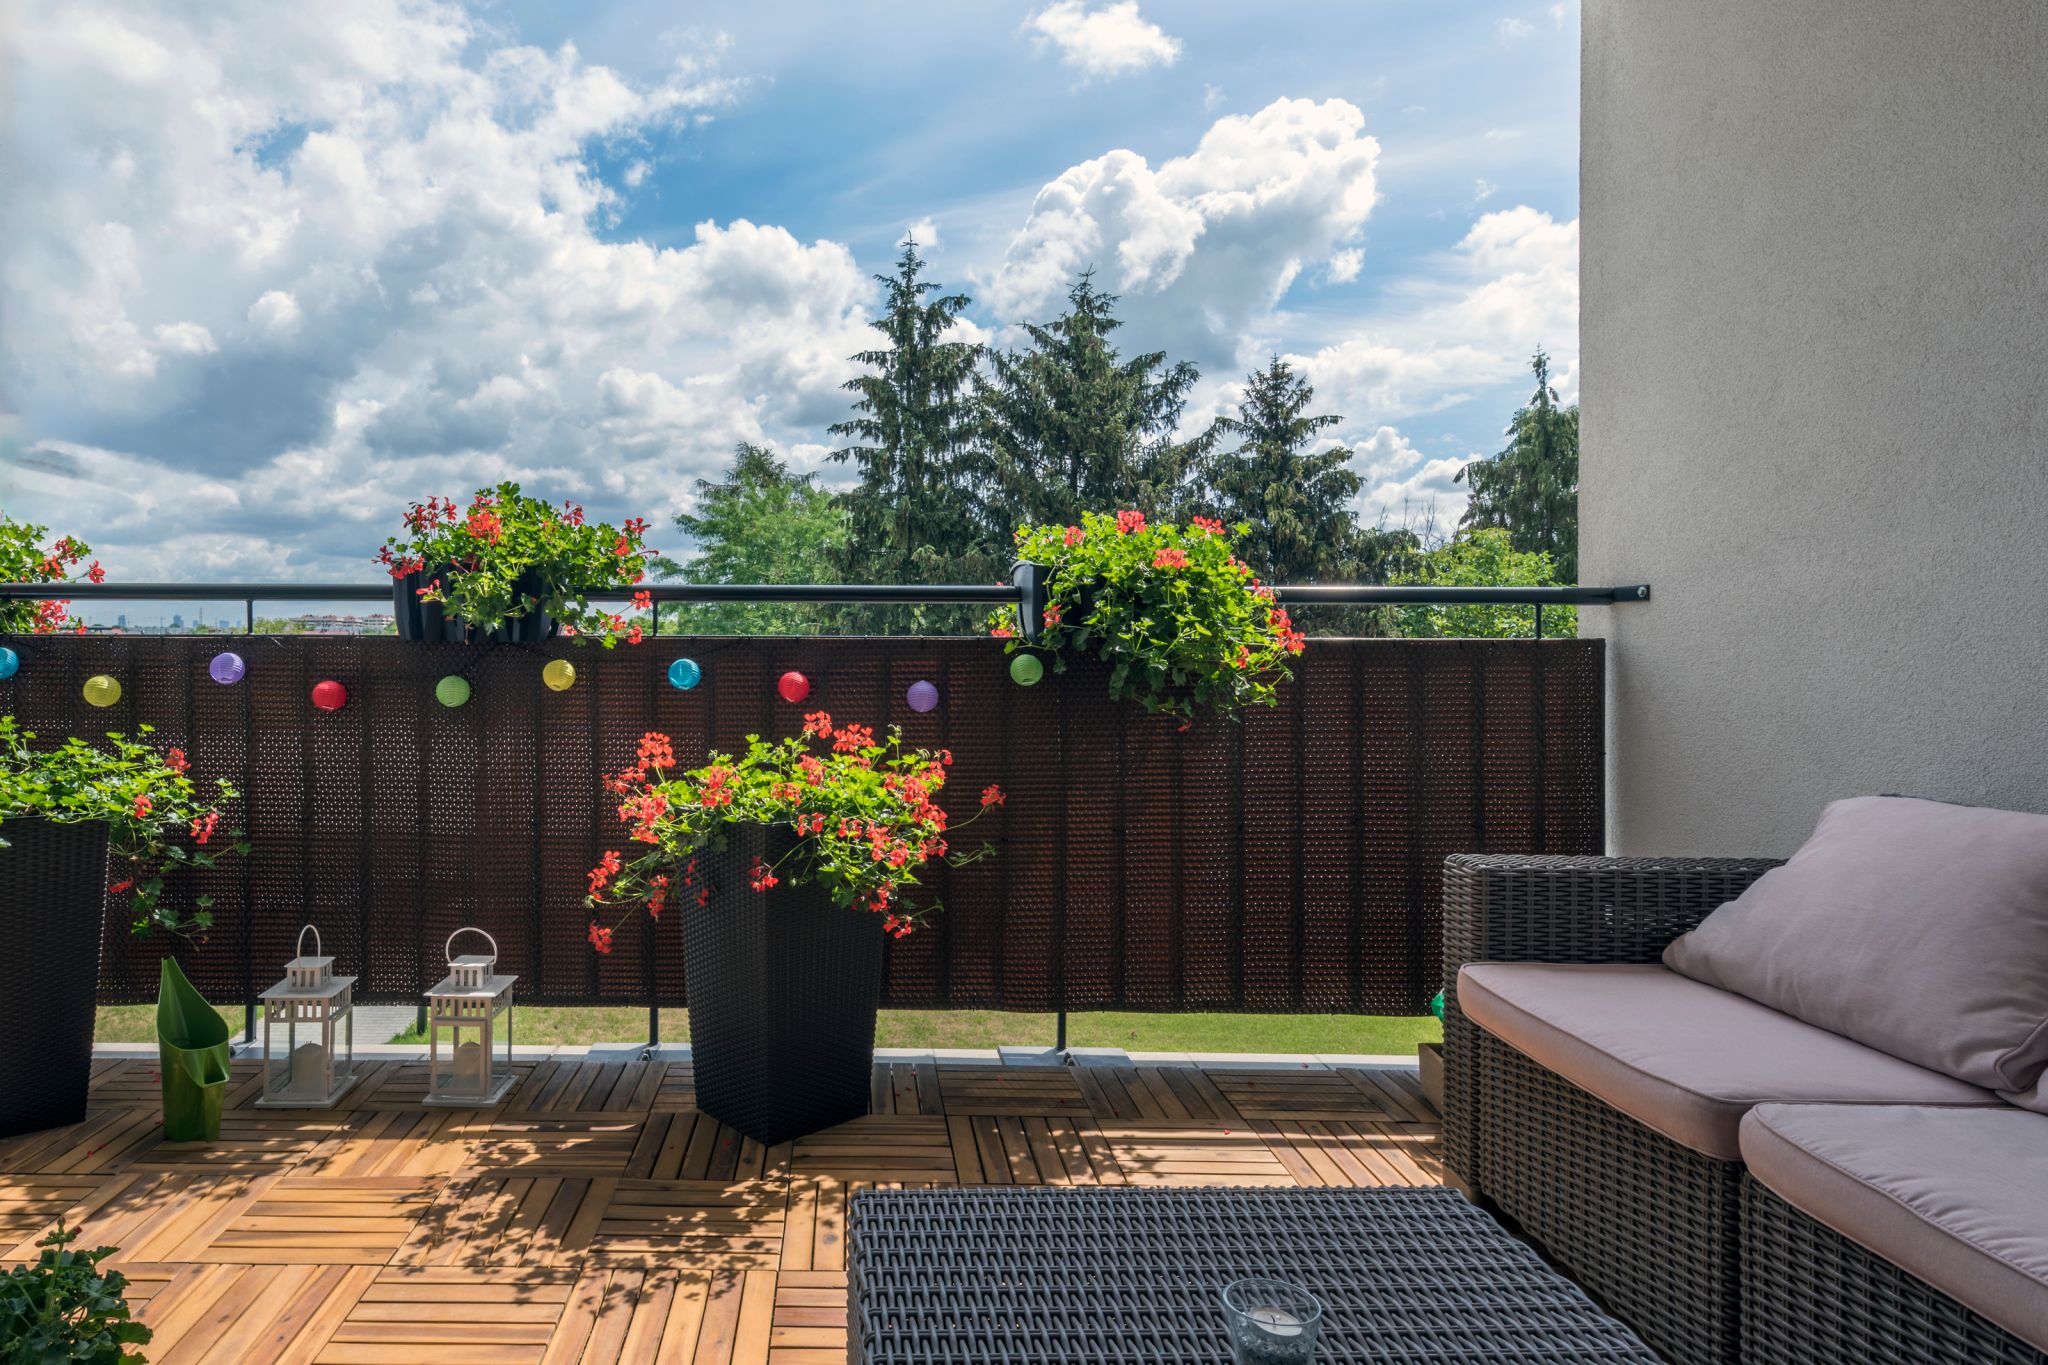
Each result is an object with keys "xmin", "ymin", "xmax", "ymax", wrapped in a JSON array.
[
  {"xmin": 984, "ymin": 97, "xmax": 1380, "ymax": 370},
  {"xmin": 1351, "ymin": 426, "xmax": 1473, "ymax": 531},
  {"xmin": 1, "ymin": 0, "xmax": 872, "ymax": 578},
  {"xmin": 1293, "ymin": 205, "xmax": 1576, "ymax": 429},
  {"xmin": 1496, "ymin": 17, "xmax": 1537, "ymax": 42},
  {"xmin": 1026, "ymin": 1, "xmax": 1181, "ymax": 79}
]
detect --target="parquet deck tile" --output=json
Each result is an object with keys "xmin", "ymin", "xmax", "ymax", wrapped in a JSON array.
[{"xmin": 10, "ymin": 1056, "xmax": 1435, "ymax": 1362}]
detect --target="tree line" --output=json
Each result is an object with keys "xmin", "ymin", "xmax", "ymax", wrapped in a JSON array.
[{"xmin": 658, "ymin": 239, "xmax": 1579, "ymax": 637}]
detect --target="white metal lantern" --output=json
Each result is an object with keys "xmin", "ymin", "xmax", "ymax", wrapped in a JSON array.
[
  {"xmin": 424, "ymin": 927, "xmax": 517, "ymax": 1107},
  {"xmin": 255, "ymin": 925, "xmax": 359, "ymax": 1109}
]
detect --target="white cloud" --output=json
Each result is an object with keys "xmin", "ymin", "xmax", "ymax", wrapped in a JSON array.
[
  {"xmin": 1471, "ymin": 177, "xmax": 1498, "ymax": 205},
  {"xmin": 0, "ymin": 0, "xmax": 873, "ymax": 579},
  {"xmin": 1352, "ymin": 426, "xmax": 1473, "ymax": 532},
  {"xmin": 1496, "ymin": 17, "xmax": 1537, "ymax": 41},
  {"xmin": 1325, "ymin": 248, "xmax": 1363, "ymax": 284},
  {"xmin": 1293, "ymin": 205, "xmax": 1577, "ymax": 444},
  {"xmin": 904, "ymin": 217, "xmax": 940, "ymax": 252},
  {"xmin": 1549, "ymin": 2, "xmax": 1573, "ymax": 26},
  {"xmin": 984, "ymin": 97, "xmax": 1380, "ymax": 370},
  {"xmin": 246, "ymin": 290, "xmax": 301, "ymax": 335},
  {"xmin": 1026, "ymin": 1, "xmax": 1181, "ymax": 79},
  {"xmin": 1202, "ymin": 82, "xmax": 1225, "ymax": 111}
]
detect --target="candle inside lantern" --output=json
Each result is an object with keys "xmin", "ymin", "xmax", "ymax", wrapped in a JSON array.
[
  {"xmin": 455, "ymin": 1040, "xmax": 487, "ymax": 1090},
  {"xmin": 1243, "ymin": 1306, "xmax": 1304, "ymax": 1337},
  {"xmin": 290, "ymin": 1041, "xmax": 327, "ymax": 1094}
]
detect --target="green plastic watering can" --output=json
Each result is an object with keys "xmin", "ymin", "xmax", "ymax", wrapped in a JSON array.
[{"xmin": 156, "ymin": 958, "xmax": 231, "ymax": 1142}]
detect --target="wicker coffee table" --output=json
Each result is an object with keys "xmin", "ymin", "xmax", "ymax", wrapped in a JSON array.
[{"xmin": 847, "ymin": 1185, "xmax": 1660, "ymax": 1363}]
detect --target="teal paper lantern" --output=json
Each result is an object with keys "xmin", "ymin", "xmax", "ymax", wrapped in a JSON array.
[
  {"xmin": 0, "ymin": 646, "xmax": 17, "ymax": 681},
  {"xmin": 435, "ymin": 675, "xmax": 471, "ymax": 708},
  {"xmin": 667, "ymin": 657, "xmax": 701, "ymax": 690},
  {"xmin": 1008, "ymin": 654, "xmax": 1044, "ymax": 687}
]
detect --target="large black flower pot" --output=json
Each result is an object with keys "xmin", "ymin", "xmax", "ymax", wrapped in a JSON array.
[
  {"xmin": 393, "ymin": 566, "xmax": 460, "ymax": 642},
  {"xmin": 0, "ymin": 817, "xmax": 110, "ymax": 1138},
  {"xmin": 683, "ymin": 825, "xmax": 885, "ymax": 1146}
]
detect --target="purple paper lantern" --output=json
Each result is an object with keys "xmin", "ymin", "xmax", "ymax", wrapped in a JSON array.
[
  {"xmin": 209, "ymin": 651, "xmax": 246, "ymax": 685},
  {"xmin": 906, "ymin": 680, "xmax": 939, "ymax": 713}
]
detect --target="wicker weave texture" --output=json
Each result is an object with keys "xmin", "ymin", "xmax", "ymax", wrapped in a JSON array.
[
  {"xmin": 846, "ymin": 1185, "xmax": 1660, "ymax": 1364},
  {"xmin": 1, "ymin": 635, "xmax": 1603, "ymax": 1011},
  {"xmin": 684, "ymin": 824, "xmax": 885, "ymax": 1145},
  {"xmin": 1742, "ymin": 1175, "xmax": 2048, "ymax": 1365},
  {"xmin": 0, "ymin": 817, "xmax": 109, "ymax": 1138}
]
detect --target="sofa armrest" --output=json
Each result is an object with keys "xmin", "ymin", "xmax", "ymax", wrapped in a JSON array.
[
  {"xmin": 1442, "ymin": 853, "xmax": 1782, "ymax": 982},
  {"xmin": 1438, "ymin": 854, "xmax": 1780, "ymax": 1193}
]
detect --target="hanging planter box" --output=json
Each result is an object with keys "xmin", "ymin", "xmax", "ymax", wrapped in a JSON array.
[
  {"xmin": 683, "ymin": 823, "xmax": 886, "ymax": 1146},
  {"xmin": 393, "ymin": 566, "xmax": 557, "ymax": 644},
  {"xmin": 0, "ymin": 816, "xmax": 110, "ymax": 1139}
]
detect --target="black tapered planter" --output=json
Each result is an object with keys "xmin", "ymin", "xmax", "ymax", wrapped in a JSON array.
[
  {"xmin": 0, "ymin": 817, "xmax": 110, "ymax": 1138},
  {"xmin": 684, "ymin": 824, "xmax": 885, "ymax": 1146},
  {"xmin": 393, "ymin": 566, "xmax": 459, "ymax": 642}
]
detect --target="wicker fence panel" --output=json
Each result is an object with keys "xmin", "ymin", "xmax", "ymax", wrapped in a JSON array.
[{"xmin": 0, "ymin": 635, "xmax": 1602, "ymax": 1013}]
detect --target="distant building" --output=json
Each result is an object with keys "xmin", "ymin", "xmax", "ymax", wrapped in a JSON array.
[{"xmin": 292, "ymin": 613, "xmax": 397, "ymax": 635}]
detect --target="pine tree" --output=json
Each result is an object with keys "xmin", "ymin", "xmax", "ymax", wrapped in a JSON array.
[
  {"xmin": 976, "ymin": 272, "xmax": 1213, "ymax": 532},
  {"xmin": 1456, "ymin": 348, "xmax": 1580, "ymax": 581},
  {"xmin": 828, "ymin": 238, "xmax": 986, "ymax": 588},
  {"xmin": 652, "ymin": 443, "xmax": 847, "ymax": 636},
  {"xmin": 1206, "ymin": 356, "xmax": 1364, "ymax": 583}
]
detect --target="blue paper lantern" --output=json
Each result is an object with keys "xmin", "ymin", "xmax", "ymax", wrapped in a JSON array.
[
  {"xmin": 0, "ymin": 646, "xmax": 17, "ymax": 681},
  {"xmin": 667, "ymin": 657, "xmax": 701, "ymax": 690}
]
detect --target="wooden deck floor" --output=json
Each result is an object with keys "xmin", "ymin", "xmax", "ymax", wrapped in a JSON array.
[{"xmin": 0, "ymin": 1055, "xmax": 1440, "ymax": 1364}]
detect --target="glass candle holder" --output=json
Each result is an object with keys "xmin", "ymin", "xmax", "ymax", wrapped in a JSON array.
[{"xmin": 1221, "ymin": 1278, "xmax": 1324, "ymax": 1364}]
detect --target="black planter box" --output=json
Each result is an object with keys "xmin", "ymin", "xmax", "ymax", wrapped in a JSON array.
[
  {"xmin": 0, "ymin": 817, "xmax": 109, "ymax": 1138},
  {"xmin": 684, "ymin": 824, "xmax": 885, "ymax": 1146},
  {"xmin": 393, "ymin": 566, "xmax": 556, "ymax": 643}
]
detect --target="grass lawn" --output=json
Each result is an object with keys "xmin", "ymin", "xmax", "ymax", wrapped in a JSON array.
[{"xmin": 97, "ymin": 1003, "xmax": 1438, "ymax": 1054}]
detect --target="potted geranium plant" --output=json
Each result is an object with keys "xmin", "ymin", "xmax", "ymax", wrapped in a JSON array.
[
  {"xmin": 377, "ymin": 482, "xmax": 654, "ymax": 645},
  {"xmin": 998, "ymin": 509, "xmax": 1307, "ymax": 725},
  {"xmin": 585, "ymin": 716, "xmax": 1002, "ymax": 1143},
  {"xmin": 0, "ymin": 718, "xmax": 246, "ymax": 1138},
  {"xmin": 0, "ymin": 511, "xmax": 104, "ymax": 634}
]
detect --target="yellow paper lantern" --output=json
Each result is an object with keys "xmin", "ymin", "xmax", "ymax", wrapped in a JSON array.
[
  {"xmin": 83, "ymin": 674, "xmax": 122, "ymax": 708},
  {"xmin": 541, "ymin": 659, "xmax": 577, "ymax": 692}
]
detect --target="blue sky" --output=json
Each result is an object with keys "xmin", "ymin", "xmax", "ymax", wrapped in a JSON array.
[{"xmin": 0, "ymin": 0, "xmax": 1578, "ymax": 595}]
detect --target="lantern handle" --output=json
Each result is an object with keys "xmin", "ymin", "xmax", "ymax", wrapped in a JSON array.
[
  {"xmin": 297, "ymin": 924, "xmax": 321, "ymax": 960},
  {"xmin": 446, "ymin": 926, "xmax": 498, "ymax": 965}
]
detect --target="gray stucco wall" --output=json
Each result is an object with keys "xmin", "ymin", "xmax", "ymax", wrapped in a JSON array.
[{"xmin": 1578, "ymin": 0, "xmax": 2048, "ymax": 855}]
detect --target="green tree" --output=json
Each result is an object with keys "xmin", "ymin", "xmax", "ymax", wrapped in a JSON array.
[
  {"xmin": 1206, "ymin": 355, "xmax": 1364, "ymax": 583},
  {"xmin": 1456, "ymin": 348, "xmax": 1579, "ymax": 581},
  {"xmin": 652, "ymin": 443, "xmax": 848, "ymax": 636},
  {"xmin": 977, "ymin": 272, "xmax": 1213, "ymax": 531},
  {"xmin": 1388, "ymin": 527, "xmax": 1575, "ymax": 638},
  {"xmin": 828, "ymin": 238, "xmax": 986, "ymax": 586}
]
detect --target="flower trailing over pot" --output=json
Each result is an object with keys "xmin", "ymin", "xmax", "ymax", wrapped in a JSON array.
[
  {"xmin": 584, "ymin": 714, "xmax": 1001, "ymax": 945},
  {"xmin": 0, "ymin": 718, "xmax": 248, "ymax": 934},
  {"xmin": 996, "ymin": 510, "xmax": 1306, "ymax": 725},
  {"xmin": 377, "ymin": 482, "xmax": 654, "ymax": 644},
  {"xmin": 0, "ymin": 511, "xmax": 105, "ymax": 635}
]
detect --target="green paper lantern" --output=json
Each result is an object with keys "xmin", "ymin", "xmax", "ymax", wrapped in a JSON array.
[
  {"xmin": 435, "ymin": 675, "xmax": 471, "ymax": 708},
  {"xmin": 1008, "ymin": 653, "xmax": 1045, "ymax": 687}
]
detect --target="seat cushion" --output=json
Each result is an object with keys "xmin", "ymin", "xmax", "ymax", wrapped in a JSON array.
[
  {"xmin": 1742, "ymin": 1103, "xmax": 2048, "ymax": 1354},
  {"xmin": 1459, "ymin": 963, "xmax": 1996, "ymax": 1159},
  {"xmin": 1662, "ymin": 796, "xmax": 2048, "ymax": 1100}
]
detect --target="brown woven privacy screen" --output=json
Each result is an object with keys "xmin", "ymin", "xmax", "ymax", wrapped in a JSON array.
[{"xmin": 0, "ymin": 635, "xmax": 1601, "ymax": 1014}]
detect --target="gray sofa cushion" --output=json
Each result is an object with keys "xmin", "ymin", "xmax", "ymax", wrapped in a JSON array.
[
  {"xmin": 1458, "ymin": 962, "xmax": 1996, "ymax": 1159},
  {"xmin": 1742, "ymin": 1103, "xmax": 2048, "ymax": 1354},
  {"xmin": 1663, "ymin": 796, "xmax": 2048, "ymax": 1100}
]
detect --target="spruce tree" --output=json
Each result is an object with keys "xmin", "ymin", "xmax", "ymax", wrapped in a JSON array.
[
  {"xmin": 1456, "ymin": 348, "xmax": 1580, "ymax": 581},
  {"xmin": 976, "ymin": 272, "xmax": 1213, "ymax": 532},
  {"xmin": 1206, "ymin": 355, "xmax": 1364, "ymax": 584},
  {"xmin": 828, "ymin": 237, "xmax": 986, "ymax": 588}
]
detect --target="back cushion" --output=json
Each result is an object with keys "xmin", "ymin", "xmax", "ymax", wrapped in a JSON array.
[{"xmin": 1664, "ymin": 796, "xmax": 2048, "ymax": 1099}]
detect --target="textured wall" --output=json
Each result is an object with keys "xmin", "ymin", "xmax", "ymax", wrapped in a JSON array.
[{"xmin": 1579, "ymin": 0, "xmax": 2048, "ymax": 854}]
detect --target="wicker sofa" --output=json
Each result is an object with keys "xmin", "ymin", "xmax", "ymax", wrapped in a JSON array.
[{"xmin": 1442, "ymin": 854, "xmax": 2048, "ymax": 1365}]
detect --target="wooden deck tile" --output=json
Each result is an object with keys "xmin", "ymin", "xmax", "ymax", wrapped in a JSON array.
[{"xmin": 1, "ymin": 1057, "xmax": 1434, "ymax": 1361}]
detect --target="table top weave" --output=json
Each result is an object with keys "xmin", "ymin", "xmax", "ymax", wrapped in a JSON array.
[{"xmin": 847, "ymin": 1185, "xmax": 1660, "ymax": 1363}]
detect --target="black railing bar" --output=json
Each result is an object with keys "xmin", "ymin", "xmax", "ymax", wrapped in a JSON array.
[{"xmin": 0, "ymin": 581, "xmax": 1653, "ymax": 606}]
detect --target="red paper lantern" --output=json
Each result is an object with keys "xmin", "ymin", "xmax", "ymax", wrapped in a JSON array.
[
  {"xmin": 776, "ymin": 670, "xmax": 810, "ymax": 704},
  {"xmin": 311, "ymin": 680, "xmax": 348, "ymax": 712}
]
